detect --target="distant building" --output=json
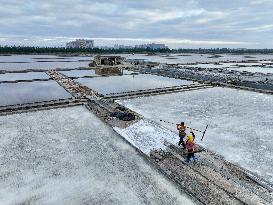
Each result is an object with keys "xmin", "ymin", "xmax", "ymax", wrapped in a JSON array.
[
  {"xmin": 96, "ymin": 46, "xmax": 112, "ymax": 49},
  {"xmin": 135, "ymin": 43, "xmax": 168, "ymax": 50},
  {"xmin": 114, "ymin": 44, "xmax": 134, "ymax": 49},
  {"xmin": 235, "ymin": 48, "xmax": 248, "ymax": 51},
  {"xmin": 66, "ymin": 39, "xmax": 94, "ymax": 49}
]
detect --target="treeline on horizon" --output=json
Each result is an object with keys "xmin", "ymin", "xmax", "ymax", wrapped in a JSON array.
[{"xmin": 1, "ymin": 46, "xmax": 273, "ymax": 55}]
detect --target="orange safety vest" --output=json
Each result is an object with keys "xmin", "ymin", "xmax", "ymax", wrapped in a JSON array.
[{"xmin": 177, "ymin": 124, "xmax": 186, "ymax": 135}]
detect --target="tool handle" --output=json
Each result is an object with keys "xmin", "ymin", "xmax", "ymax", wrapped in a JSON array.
[{"xmin": 201, "ymin": 125, "xmax": 209, "ymax": 141}]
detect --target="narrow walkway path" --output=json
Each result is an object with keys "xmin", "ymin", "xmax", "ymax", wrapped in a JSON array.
[
  {"xmin": 0, "ymin": 98, "xmax": 86, "ymax": 116},
  {"xmin": 47, "ymin": 70, "xmax": 96, "ymax": 99},
  {"xmin": 103, "ymin": 84, "xmax": 213, "ymax": 100}
]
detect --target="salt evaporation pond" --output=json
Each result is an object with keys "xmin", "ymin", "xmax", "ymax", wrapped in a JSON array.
[
  {"xmin": 1, "ymin": 54, "xmax": 273, "ymax": 71},
  {"xmin": 60, "ymin": 69, "xmax": 98, "ymax": 78},
  {"xmin": 61, "ymin": 69, "xmax": 136, "ymax": 78},
  {"xmin": 182, "ymin": 62, "xmax": 273, "ymax": 74},
  {"xmin": 228, "ymin": 66, "xmax": 273, "ymax": 74},
  {"xmin": 117, "ymin": 87, "xmax": 273, "ymax": 183},
  {"xmin": 76, "ymin": 74, "xmax": 195, "ymax": 95},
  {"xmin": 0, "ymin": 55, "xmax": 91, "ymax": 71},
  {"xmin": 126, "ymin": 53, "xmax": 273, "ymax": 64},
  {"xmin": 182, "ymin": 63, "xmax": 231, "ymax": 69},
  {"xmin": 0, "ymin": 106, "xmax": 195, "ymax": 205},
  {"xmin": 0, "ymin": 80, "xmax": 71, "ymax": 106},
  {"xmin": 0, "ymin": 72, "xmax": 49, "ymax": 82}
]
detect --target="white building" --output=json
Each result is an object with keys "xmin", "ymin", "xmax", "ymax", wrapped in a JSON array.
[{"xmin": 66, "ymin": 39, "xmax": 94, "ymax": 49}]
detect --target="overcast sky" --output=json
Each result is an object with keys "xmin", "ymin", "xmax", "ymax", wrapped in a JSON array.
[{"xmin": 1, "ymin": 0, "xmax": 273, "ymax": 48}]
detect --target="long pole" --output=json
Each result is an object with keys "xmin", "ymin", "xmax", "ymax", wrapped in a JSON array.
[
  {"xmin": 201, "ymin": 125, "xmax": 209, "ymax": 141},
  {"xmin": 159, "ymin": 119, "xmax": 208, "ymax": 140},
  {"xmin": 159, "ymin": 119, "xmax": 203, "ymax": 133}
]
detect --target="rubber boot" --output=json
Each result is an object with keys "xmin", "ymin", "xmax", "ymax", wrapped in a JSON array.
[
  {"xmin": 185, "ymin": 156, "xmax": 191, "ymax": 163},
  {"xmin": 192, "ymin": 156, "xmax": 198, "ymax": 161}
]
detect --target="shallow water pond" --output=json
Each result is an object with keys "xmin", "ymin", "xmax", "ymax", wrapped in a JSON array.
[
  {"xmin": 0, "ymin": 80, "xmax": 72, "ymax": 106},
  {"xmin": 77, "ymin": 74, "xmax": 195, "ymax": 95},
  {"xmin": 0, "ymin": 72, "xmax": 49, "ymax": 82}
]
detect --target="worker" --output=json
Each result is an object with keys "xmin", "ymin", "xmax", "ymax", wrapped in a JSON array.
[
  {"xmin": 177, "ymin": 122, "xmax": 187, "ymax": 148},
  {"xmin": 185, "ymin": 131, "xmax": 197, "ymax": 162}
]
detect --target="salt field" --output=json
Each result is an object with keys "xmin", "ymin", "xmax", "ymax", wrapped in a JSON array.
[
  {"xmin": 115, "ymin": 119, "xmax": 180, "ymax": 155},
  {"xmin": 0, "ymin": 106, "xmax": 195, "ymax": 205},
  {"xmin": 182, "ymin": 63, "xmax": 235, "ymax": 69},
  {"xmin": 2, "ymin": 54, "xmax": 273, "ymax": 72},
  {"xmin": 117, "ymin": 87, "xmax": 273, "ymax": 183},
  {"xmin": 60, "ymin": 69, "xmax": 98, "ymax": 78},
  {"xmin": 126, "ymin": 53, "xmax": 273, "ymax": 64},
  {"xmin": 61, "ymin": 69, "xmax": 135, "ymax": 78},
  {"xmin": 0, "ymin": 80, "xmax": 72, "ymax": 106},
  {"xmin": 76, "ymin": 74, "xmax": 195, "ymax": 95},
  {"xmin": 228, "ymin": 66, "xmax": 273, "ymax": 74},
  {"xmin": 0, "ymin": 55, "xmax": 91, "ymax": 71},
  {"xmin": 0, "ymin": 72, "xmax": 49, "ymax": 82},
  {"xmin": 181, "ymin": 62, "xmax": 273, "ymax": 74},
  {"xmin": 1, "ymin": 53, "xmax": 273, "ymax": 204}
]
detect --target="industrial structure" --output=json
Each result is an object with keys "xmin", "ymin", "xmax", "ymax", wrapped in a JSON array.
[{"xmin": 90, "ymin": 55, "xmax": 125, "ymax": 66}]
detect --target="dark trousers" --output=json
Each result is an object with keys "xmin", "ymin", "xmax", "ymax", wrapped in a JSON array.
[
  {"xmin": 186, "ymin": 150, "xmax": 195, "ymax": 162},
  {"xmin": 178, "ymin": 134, "xmax": 186, "ymax": 148}
]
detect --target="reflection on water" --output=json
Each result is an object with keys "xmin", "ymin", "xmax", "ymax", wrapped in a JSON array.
[
  {"xmin": 61, "ymin": 69, "xmax": 137, "ymax": 78},
  {"xmin": 77, "ymin": 74, "xmax": 194, "ymax": 95},
  {"xmin": 0, "ymin": 80, "xmax": 72, "ymax": 106},
  {"xmin": 0, "ymin": 72, "xmax": 49, "ymax": 82},
  {"xmin": 0, "ymin": 55, "xmax": 91, "ymax": 71},
  {"xmin": 60, "ymin": 69, "xmax": 98, "ymax": 78},
  {"xmin": 94, "ymin": 67, "xmax": 123, "ymax": 75}
]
